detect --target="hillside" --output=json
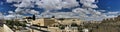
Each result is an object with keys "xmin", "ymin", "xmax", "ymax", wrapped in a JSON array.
[{"xmin": 92, "ymin": 15, "xmax": 120, "ymax": 32}]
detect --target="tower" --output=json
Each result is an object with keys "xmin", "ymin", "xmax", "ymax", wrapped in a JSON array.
[{"xmin": 32, "ymin": 15, "xmax": 36, "ymax": 20}]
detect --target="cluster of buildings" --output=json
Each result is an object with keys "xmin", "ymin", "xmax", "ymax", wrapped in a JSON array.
[
  {"xmin": 0, "ymin": 15, "xmax": 102, "ymax": 32},
  {"xmin": 0, "ymin": 15, "xmax": 120, "ymax": 32},
  {"xmin": 23, "ymin": 15, "xmax": 84, "ymax": 32}
]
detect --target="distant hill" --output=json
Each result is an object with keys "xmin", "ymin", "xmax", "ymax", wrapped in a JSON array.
[
  {"xmin": 101, "ymin": 15, "xmax": 120, "ymax": 23},
  {"xmin": 91, "ymin": 15, "xmax": 120, "ymax": 32}
]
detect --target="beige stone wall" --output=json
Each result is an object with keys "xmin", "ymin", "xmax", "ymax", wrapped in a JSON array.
[
  {"xmin": 48, "ymin": 27, "xmax": 62, "ymax": 32},
  {"xmin": 3, "ymin": 24, "xmax": 13, "ymax": 32},
  {"xmin": 32, "ymin": 19, "xmax": 45, "ymax": 26},
  {"xmin": 61, "ymin": 19, "xmax": 83, "ymax": 25},
  {"xmin": 48, "ymin": 27, "xmax": 79, "ymax": 32},
  {"xmin": 0, "ymin": 27, "xmax": 3, "ymax": 32},
  {"xmin": 31, "ymin": 18, "xmax": 83, "ymax": 26},
  {"xmin": 32, "ymin": 18, "xmax": 56, "ymax": 26},
  {"xmin": 44, "ymin": 19, "xmax": 56, "ymax": 26}
]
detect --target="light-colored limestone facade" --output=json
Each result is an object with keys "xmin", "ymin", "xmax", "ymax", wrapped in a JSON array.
[
  {"xmin": 31, "ymin": 18, "xmax": 83, "ymax": 26},
  {"xmin": 31, "ymin": 18, "xmax": 56, "ymax": 26}
]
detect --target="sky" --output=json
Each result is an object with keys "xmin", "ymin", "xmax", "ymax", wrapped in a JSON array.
[{"xmin": 0, "ymin": 0, "xmax": 120, "ymax": 21}]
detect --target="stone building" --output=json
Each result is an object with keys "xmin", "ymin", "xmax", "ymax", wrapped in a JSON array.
[
  {"xmin": 57, "ymin": 18, "xmax": 83, "ymax": 25},
  {"xmin": 31, "ymin": 18, "xmax": 56, "ymax": 26}
]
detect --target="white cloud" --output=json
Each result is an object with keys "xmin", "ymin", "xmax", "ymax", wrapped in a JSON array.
[
  {"xmin": 6, "ymin": 0, "xmax": 22, "ymax": 3},
  {"xmin": 40, "ymin": 7, "xmax": 106, "ymax": 21},
  {"xmin": 0, "ymin": 12, "xmax": 2, "ymax": 15},
  {"xmin": 41, "ymin": 12, "xmax": 82, "ymax": 18},
  {"xmin": 29, "ymin": 10, "xmax": 39, "ymax": 15},
  {"xmin": 104, "ymin": 11, "xmax": 120, "ymax": 18},
  {"xmin": 10, "ymin": 0, "xmax": 35, "ymax": 8},
  {"xmin": 15, "ymin": 8, "xmax": 39, "ymax": 15},
  {"xmin": 107, "ymin": 12, "xmax": 119, "ymax": 15},
  {"xmin": 7, "ymin": 0, "xmax": 79, "ymax": 13},
  {"xmin": 0, "ymin": 12, "xmax": 4, "ymax": 19},
  {"xmin": 15, "ymin": 8, "xmax": 26, "ymax": 14},
  {"xmin": 61, "ymin": 0, "xmax": 79, "ymax": 8},
  {"xmin": 0, "ymin": 2, "xmax": 3, "ymax": 5},
  {"xmin": 8, "ymin": 11, "xmax": 14, "ymax": 14},
  {"xmin": 72, "ymin": 8, "xmax": 102, "ymax": 17},
  {"xmin": 6, "ymin": 0, "xmax": 120, "ymax": 21},
  {"xmin": 0, "ymin": 11, "xmax": 24, "ymax": 20},
  {"xmin": 36, "ymin": 0, "xmax": 63, "ymax": 10},
  {"xmin": 18, "ymin": 0, "xmax": 34, "ymax": 8},
  {"xmin": 7, "ymin": 0, "xmax": 38, "ymax": 15},
  {"xmin": 35, "ymin": 0, "xmax": 79, "ymax": 11},
  {"xmin": 72, "ymin": 8, "xmax": 90, "ymax": 14},
  {"xmin": 107, "ymin": 15, "xmax": 117, "ymax": 18},
  {"xmin": 40, "ymin": 0, "xmax": 106, "ymax": 21},
  {"xmin": 99, "ymin": 10, "xmax": 106, "ymax": 12},
  {"xmin": 0, "ymin": 12, "xmax": 23, "ymax": 20},
  {"xmin": 6, "ymin": 0, "xmax": 101, "ymax": 21},
  {"xmin": 80, "ymin": 0, "xmax": 98, "ymax": 8},
  {"xmin": 4, "ymin": 15, "xmax": 15, "ymax": 20},
  {"xmin": 4, "ymin": 14, "xmax": 24, "ymax": 20}
]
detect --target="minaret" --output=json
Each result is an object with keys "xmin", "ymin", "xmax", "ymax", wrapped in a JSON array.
[
  {"xmin": 52, "ymin": 16, "xmax": 55, "ymax": 18},
  {"xmin": 32, "ymin": 15, "xmax": 36, "ymax": 20},
  {"xmin": 51, "ymin": 16, "xmax": 55, "ymax": 19}
]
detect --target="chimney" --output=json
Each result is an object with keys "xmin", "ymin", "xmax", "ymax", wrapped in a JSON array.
[{"xmin": 32, "ymin": 15, "xmax": 36, "ymax": 20}]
